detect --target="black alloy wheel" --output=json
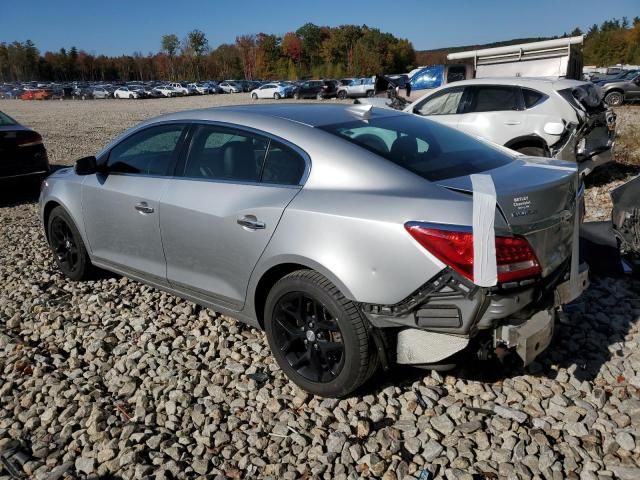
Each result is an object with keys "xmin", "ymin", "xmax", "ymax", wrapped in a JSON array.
[
  {"xmin": 47, "ymin": 206, "xmax": 93, "ymax": 281},
  {"xmin": 50, "ymin": 216, "xmax": 81, "ymax": 276},
  {"xmin": 272, "ymin": 292, "xmax": 345, "ymax": 383},
  {"xmin": 264, "ymin": 270, "xmax": 378, "ymax": 397}
]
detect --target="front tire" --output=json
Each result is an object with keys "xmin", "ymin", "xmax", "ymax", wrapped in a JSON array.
[
  {"xmin": 252, "ymin": 93, "xmax": 258, "ymax": 100},
  {"xmin": 264, "ymin": 270, "xmax": 378, "ymax": 397},
  {"xmin": 337, "ymin": 90, "xmax": 347, "ymax": 100},
  {"xmin": 294, "ymin": 92, "xmax": 300, "ymax": 100},
  {"xmin": 604, "ymin": 91, "xmax": 624, "ymax": 106},
  {"xmin": 47, "ymin": 206, "xmax": 93, "ymax": 281}
]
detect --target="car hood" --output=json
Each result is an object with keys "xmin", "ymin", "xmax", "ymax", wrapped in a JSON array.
[{"xmin": 436, "ymin": 157, "xmax": 579, "ymax": 276}]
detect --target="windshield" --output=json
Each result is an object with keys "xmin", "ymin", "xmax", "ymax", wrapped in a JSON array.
[
  {"xmin": 320, "ymin": 114, "xmax": 514, "ymax": 182},
  {"xmin": 0, "ymin": 111, "xmax": 16, "ymax": 126},
  {"xmin": 622, "ymin": 71, "xmax": 639, "ymax": 80}
]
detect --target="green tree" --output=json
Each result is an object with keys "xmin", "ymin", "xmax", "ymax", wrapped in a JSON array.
[{"xmin": 161, "ymin": 34, "xmax": 179, "ymax": 79}]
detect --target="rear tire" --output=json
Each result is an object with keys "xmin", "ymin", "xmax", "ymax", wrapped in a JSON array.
[
  {"xmin": 264, "ymin": 270, "xmax": 378, "ymax": 397},
  {"xmin": 604, "ymin": 91, "xmax": 624, "ymax": 106},
  {"xmin": 274, "ymin": 92, "xmax": 281, "ymax": 100},
  {"xmin": 294, "ymin": 92, "xmax": 300, "ymax": 100},
  {"xmin": 366, "ymin": 90, "xmax": 374, "ymax": 97},
  {"xmin": 338, "ymin": 90, "xmax": 347, "ymax": 100},
  {"xmin": 47, "ymin": 206, "xmax": 93, "ymax": 281},
  {"xmin": 316, "ymin": 92, "xmax": 323, "ymax": 100},
  {"xmin": 515, "ymin": 146, "xmax": 547, "ymax": 157}
]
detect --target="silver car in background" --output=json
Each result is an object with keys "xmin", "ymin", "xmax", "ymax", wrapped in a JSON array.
[{"xmin": 39, "ymin": 104, "xmax": 586, "ymax": 397}]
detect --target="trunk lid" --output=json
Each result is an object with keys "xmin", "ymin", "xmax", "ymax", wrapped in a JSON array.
[{"xmin": 436, "ymin": 157, "xmax": 579, "ymax": 277}]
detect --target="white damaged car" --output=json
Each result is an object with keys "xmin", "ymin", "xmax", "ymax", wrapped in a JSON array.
[{"xmin": 405, "ymin": 78, "xmax": 616, "ymax": 176}]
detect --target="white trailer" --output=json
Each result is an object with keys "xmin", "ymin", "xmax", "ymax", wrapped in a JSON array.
[{"xmin": 446, "ymin": 36, "xmax": 584, "ymax": 80}]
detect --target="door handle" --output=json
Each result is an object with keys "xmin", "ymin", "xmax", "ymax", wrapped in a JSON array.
[
  {"xmin": 134, "ymin": 202, "xmax": 154, "ymax": 214},
  {"xmin": 504, "ymin": 121, "xmax": 521, "ymax": 125},
  {"xmin": 237, "ymin": 215, "xmax": 265, "ymax": 230}
]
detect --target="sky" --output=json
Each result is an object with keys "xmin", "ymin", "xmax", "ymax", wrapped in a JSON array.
[{"xmin": 1, "ymin": 0, "xmax": 638, "ymax": 56}]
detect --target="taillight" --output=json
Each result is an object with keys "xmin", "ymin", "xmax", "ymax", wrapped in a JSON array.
[
  {"xmin": 404, "ymin": 223, "xmax": 541, "ymax": 284},
  {"xmin": 17, "ymin": 131, "xmax": 43, "ymax": 147}
]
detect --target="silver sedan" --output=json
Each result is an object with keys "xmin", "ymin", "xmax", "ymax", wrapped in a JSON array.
[{"xmin": 39, "ymin": 104, "xmax": 587, "ymax": 397}]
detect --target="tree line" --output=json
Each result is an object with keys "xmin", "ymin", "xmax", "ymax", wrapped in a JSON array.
[
  {"xmin": 0, "ymin": 24, "xmax": 415, "ymax": 82},
  {"xmin": 1, "ymin": 17, "xmax": 639, "ymax": 83}
]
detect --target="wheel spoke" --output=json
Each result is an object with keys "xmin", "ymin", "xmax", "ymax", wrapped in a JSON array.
[
  {"xmin": 318, "ymin": 341, "xmax": 343, "ymax": 355},
  {"xmin": 309, "ymin": 348, "xmax": 324, "ymax": 382},
  {"xmin": 276, "ymin": 317, "xmax": 303, "ymax": 339},
  {"xmin": 290, "ymin": 350, "xmax": 310, "ymax": 370}
]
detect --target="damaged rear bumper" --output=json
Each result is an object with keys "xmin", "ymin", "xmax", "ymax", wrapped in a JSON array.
[
  {"xmin": 364, "ymin": 263, "xmax": 589, "ymax": 366},
  {"xmin": 493, "ymin": 309, "xmax": 555, "ymax": 366}
]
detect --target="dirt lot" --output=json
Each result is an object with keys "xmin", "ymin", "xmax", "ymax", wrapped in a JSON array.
[{"xmin": 1, "ymin": 97, "xmax": 639, "ymax": 480}]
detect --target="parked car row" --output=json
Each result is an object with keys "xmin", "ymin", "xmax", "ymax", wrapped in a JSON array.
[{"xmin": 0, "ymin": 80, "xmax": 228, "ymax": 100}]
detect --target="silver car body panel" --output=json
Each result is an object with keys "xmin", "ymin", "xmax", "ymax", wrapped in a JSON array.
[{"xmin": 82, "ymin": 174, "xmax": 170, "ymax": 283}]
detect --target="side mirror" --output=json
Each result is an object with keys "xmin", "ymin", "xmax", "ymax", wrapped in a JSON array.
[{"xmin": 74, "ymin": 155, "xmax": 99, "ymax": 175}]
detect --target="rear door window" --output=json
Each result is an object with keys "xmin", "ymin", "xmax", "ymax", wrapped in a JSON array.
[
  {"xmin": 465, "ymin": 86, "xmax": 520, "ymax": 112},
  {"xmin": 183, "ymin": 125, "xmax": 268, "ymax": 182}
]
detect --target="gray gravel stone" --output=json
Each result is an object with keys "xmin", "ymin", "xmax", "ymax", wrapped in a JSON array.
[
  {"xmin": 327, "ymin": 432, "xmax": 347, "ymax": 454},
  {"xmin": 422, "ymin": 440, "xmax": 444, "ymax": 462},
  {"xmin": 493, "ymin": 405, "xmax": 528, "ymax": 424},
  {"xmin": 615, "ymin": 431, "xmax": 635, "ymax": 451},
  {"xmin": 75, "ymin": 456, "xmax": 95, "ymax": 475}
]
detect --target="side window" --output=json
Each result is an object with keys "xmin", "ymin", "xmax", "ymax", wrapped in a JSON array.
[
  {"xmin": 467, "ymin": 86, "xmax": 520, "ymax": 113},
  {"xmin": 262, "ymin": 141, "xmax": 306, "ymax": 186},
  {"xmin": 522, "ymin": 88, "xmax": 544, "ymax": 109},
  {"xmin": 183, "ymin": 125, "xmax": 268, "ymax": 182},
  {"xmin": 414, "ymin": 88, "xmax": 464, "ymax": 116},
  {"xmin": 107, "ymin": 124, "xmax": 185, "ymax": 175}
]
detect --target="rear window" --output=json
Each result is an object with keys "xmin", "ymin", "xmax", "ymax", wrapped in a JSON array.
[
  {"xmin": 0, "ymin": 111, "xmax": 16, "ymax": 126},
  {"xmin": 320, "ymin": 115, "xmax": 514, "ymax": 182}
]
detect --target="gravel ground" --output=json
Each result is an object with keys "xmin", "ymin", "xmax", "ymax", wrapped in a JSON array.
[{"xmin": 1, "ymin": 97, "xmax": 639, "ymax": 479}]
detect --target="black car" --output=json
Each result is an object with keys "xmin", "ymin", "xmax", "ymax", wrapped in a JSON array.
[
  {"xmin": 293, "ymin": 79, "xmax": 339, "ymax": 99},
  {"xmin": 0, "ymin": 111, "xmax": 49, "ymax": 184}
]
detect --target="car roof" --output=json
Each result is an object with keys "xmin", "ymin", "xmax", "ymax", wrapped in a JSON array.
[
  {"xmin": 148, "ymin": 104, "xmax": 403, "ymax": 128},
  {"xmin": 435, "ymin": 77, "xmax": 587, "ymax": 90}
]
